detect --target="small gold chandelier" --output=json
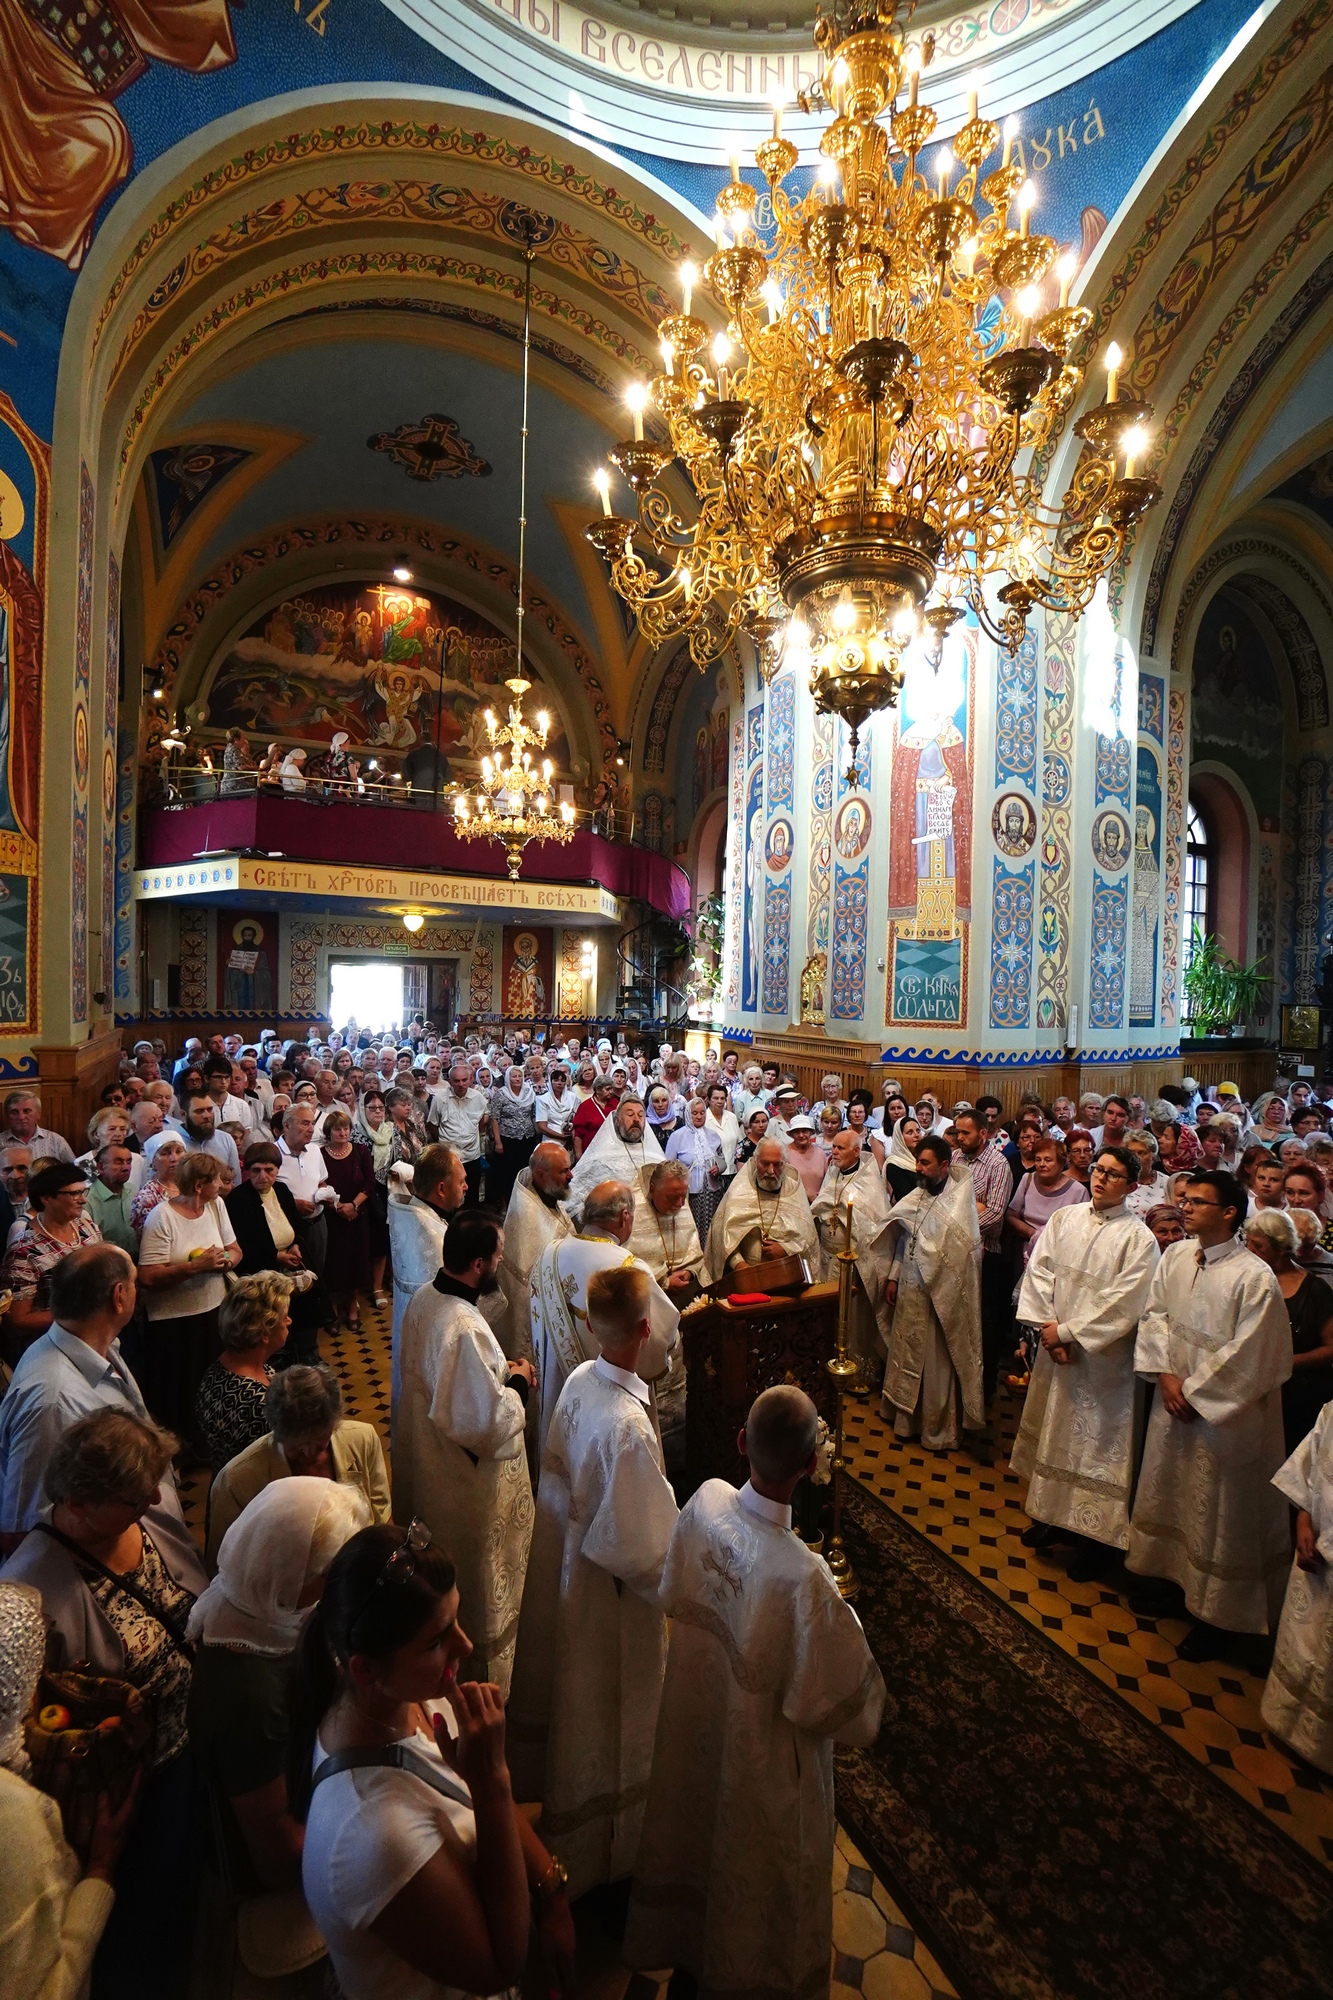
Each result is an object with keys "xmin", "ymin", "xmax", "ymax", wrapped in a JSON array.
[
  {"xmin": 453, "ymin": 680, "xmax": 576, "ymax": 880},
  {"xmin": 451, "ymin": 213, "xmax": 578, "ymax": 880},
  {"xmin": 587, "ymin": 0, "xmax": 1160, "ymax": 755}
]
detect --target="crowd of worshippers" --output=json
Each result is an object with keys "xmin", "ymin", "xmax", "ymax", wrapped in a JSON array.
[{"xmin": 0, "ymin": 1024, "xmax": 1332, "ymax": 2000}]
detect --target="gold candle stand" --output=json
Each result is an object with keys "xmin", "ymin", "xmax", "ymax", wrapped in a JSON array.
[{"xmin": 824, "ymin": 1205, "xmax": 859, "ymax": 1599}]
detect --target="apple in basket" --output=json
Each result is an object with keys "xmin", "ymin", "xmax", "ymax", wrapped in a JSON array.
[{"xmin": 38, "ymin": 1704, "xmax": 72, "ymax": 1732}]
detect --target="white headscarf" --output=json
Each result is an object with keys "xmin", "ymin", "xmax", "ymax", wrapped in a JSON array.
[
  {"xmin": 885, "ymin": 1116, "xmax": 920, "ymax": 1173},
  {"xmin": 501, "ymin": 1067, "xmax": 536, "ymax": 1108},
  {"xmin": 144, "ymin": 1128, "xmax": 186, "ymax": 1168},
  {"xmin": 186, "ymin": 1477, "xmax": 369, "ymax": 1655},
  {"xmin": 0, "ymin": 1582, "xmax": 45, "ymax": 1776}
]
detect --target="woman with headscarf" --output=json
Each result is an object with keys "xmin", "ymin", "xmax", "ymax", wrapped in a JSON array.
[
  {"xmin": 487, "ymin": 1065, "xmax": 537, "ymax": 1210},
  {"xmin": 320, "ymin": 732, "xmax": 354, "ymax": 797},
  {"xmin": 278, "ymin": 747, "xmax": 308, "ymax": 795},
  {"xmin": 0, "ymin": 1582, "xmax": 136, "ymax": 1998},
  {"xmin": 187, "ymin": 1478, "xmax": 369, "ymax": 1898},
  {"xmin": 665, "ymin": 1095, "xmax": 727, "ymax": 1241},
  {"xmin": 130, "ymin": 1129, "xmax": 186, "ymax": 1235},
  {"xmin": 883, "ymin": 1116, "xmax": 924, "ymax": 1202},
  {"xmin": 351, "ymin": 1089, "xmax": 391, "ymax": 1306},
  {"xmin": 646, "ymin": 1083, "xmax": 681, "ymax": 1146}
]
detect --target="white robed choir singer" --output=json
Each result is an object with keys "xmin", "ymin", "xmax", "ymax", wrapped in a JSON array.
[
  {"xmin": 1262, "ymin": 1397, "xmax": 1333, "ymax": 1773},
  {"xmin": 881, "ymin": 1138, "xmax": 985, "ymax": 1451}
]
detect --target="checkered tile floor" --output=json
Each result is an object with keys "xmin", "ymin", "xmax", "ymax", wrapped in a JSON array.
[{"xmin": 840, "ymin": 1385, "xmax": 1333, "ymax": 1867}]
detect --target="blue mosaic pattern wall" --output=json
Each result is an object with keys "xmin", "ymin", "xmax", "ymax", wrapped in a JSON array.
[
  {"xmin": 760, "ymin": 674, "xmax": 795, "ymax": 1016},
  {"xmin": 830, "ymin": 859, "xmax": 869, "ymax": 1021},
  {"xmin": 989, "ymin": 626, "xmax": 1039, "ymax": 1030},
  {"xmin": 1087, "ymin": 655, "xmax": 1133, "ymax": 1030},
  {"xmin": 990, "ymin": 859, "xmax": 1036, "ymax": 1030}
]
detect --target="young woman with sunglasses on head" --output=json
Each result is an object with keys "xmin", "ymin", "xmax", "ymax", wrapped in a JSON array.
[{"xmin": 290, "ymin": 1520, "xmax": 574, "ymax": 2000}]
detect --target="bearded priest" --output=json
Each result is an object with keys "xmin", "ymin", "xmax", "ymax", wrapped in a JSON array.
[
  {"xmin": 881, "ymin": 1134, "xmax": 985, "ymax": 1452},
  {"xmin": 704, "ymin": 1138, "xmax": 822, "ymax": 1282},
  {"xmin": 492, "ymin": 1141, "xmax": 575, "ymax": 1366},
  {"xmin": 529, "ymin": 1180, "xmax": 680, "ymax": 1460},
  {"xmin": 508, "ymin": 1264, "xmax": 680, "ymax": 1896},
  {"xmin": 393, "ymin": 1212, "xmax": 535, "ymax": 1697},
  {"xmin": 811, "ymin": 1128, "xmax": 897, "ymax": 1388},
  {"xmin": 568, "ymin": 1093, "xmax": 663, "ymax": 1217}
]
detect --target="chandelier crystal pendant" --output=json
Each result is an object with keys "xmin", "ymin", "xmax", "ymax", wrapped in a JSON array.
[
  {"xmin": 587, "ymin": 0, "xmax": 1160, "ymax": 759},
  {"xmin": 452, "ymin": 215, "xmax": 578, "ymax": 881}
]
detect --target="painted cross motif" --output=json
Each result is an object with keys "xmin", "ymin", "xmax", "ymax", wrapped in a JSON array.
[{"xmin": 366, "ymin": 413, "xmax": 492, "ymax": 482}]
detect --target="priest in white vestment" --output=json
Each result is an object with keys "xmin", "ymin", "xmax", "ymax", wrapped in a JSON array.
[
  {"xmin": 881, "ymin": 1137, "xmax": 985, "ymax": 1450},
  {"xmin": 529, "ymin": 1180, "xmax": 680, "ymax": 1460},
  {"xmin": 626, "ymin": 1159, "xmax": 705, "ymax": 1446},
  {"xmin": 1262, "ymin": 1397, "xmax": 1333, "ymax": 1772},
  {"xmin": 1011, "ymin": 1145, "xmax": 1160, "ymax": 1578},
  {"xmin": 386, "ymin": 1143, "xmax": 466, "ymax": 1426},
  {"xmin": 493, "ymin": 1141, "xmax": 574, "ymax": 1364},
  {"xmin": 393, "ymin": 1212, "xmax": 535, "ymax": 1697},
  {"xmin": 567, "ymin": 1094, "xmax": 663, "ymax": 1217},
  {"xmin": 625, "ymin": 1386, "xmax": 885, "ymax": 2000},
  {"xmin": 812, "ymin": 1129, "xmax": 896, "ymax": 1387},
  {"xmin": 1126, "ymin": 1168, "xmax": 1293, "ymax": 1660},
  {"xmin": 703, "ymin": 1139, "xmax": 822, "ymax": 1282},
  {"xmin": 508, "ymin": 1265, "xmax": 680, "ymax": 1896}
]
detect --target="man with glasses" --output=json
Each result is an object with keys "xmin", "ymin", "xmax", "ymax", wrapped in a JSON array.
[
  {"xmin": 1125, "ymin": 1168, "xmax": 1293, "ymax": 1663},
  {"xmin": 1011, "ymin": 1146, "xmax": 1159, "ymax": 1581}
]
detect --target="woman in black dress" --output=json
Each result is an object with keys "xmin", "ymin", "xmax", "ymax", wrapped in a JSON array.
[
  {"xmin": 320, "ymin": 1108, "xmax": 375, "ymax": 1330},
  {"xmin": 195, "ymin": 1272, "xmax": 293, "ymax": 1471},
  {"xmin": 1245, "ymin": 1207, "xmax": 1333, "ymax": 1451}
]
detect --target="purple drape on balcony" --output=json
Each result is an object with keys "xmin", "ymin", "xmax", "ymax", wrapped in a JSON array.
[{"xmin": 139, "ymin": 799, "xmax": 691, "ymax": 919}]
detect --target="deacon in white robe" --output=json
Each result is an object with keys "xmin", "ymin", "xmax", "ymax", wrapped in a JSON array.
[
  {"xmin": 492, "ymin": 1142, "xmax": 575, "ymax": 1364},
  {"xmin": 703, "ymin": 1139, "xmax": 822, "ymax": 1283},
  {"xmin": 1262, "ymin": 1398, "xmax": 1333, "ymax": 1772},
  {"xmin": 1128, "ymin": 1225, "xmax": 1292, "ymax": 1639},
  {"xmin": 881, "ymin": 1142, "xmax": 985, "ymax": 1450},
  {"xmin": 811, "ymin": 1130, "xmax": 897, "ymax": 1386},
  {"xmin": 626, "ymin": 1159, "xmax": 705, "ymax": 1445},
  {"xmin": 385, "ymin": 1144, "xmax": 465, "ymax": 1424},
  {"xmin": 529, "ymin": 1180, "xmax": 680, "ymax": 1459},
  {"xmin": 625, "ymin": 1386, "xmax": 885, "ymax": 2000},
  {"xmin": 393, "ymin": 1218, "xmax": 534, "ymax": 1698},
  {"xmin": 1011, "ymin": 1165, "xmax": 1159, "ymax": 1563},
  {"xmin": 508, "ymin": 1265, "xmax": 680, "ymax": 1896},
  {"xmin": 567, "ymin": 1095, "xmax": 664, "ymax": 1217}
]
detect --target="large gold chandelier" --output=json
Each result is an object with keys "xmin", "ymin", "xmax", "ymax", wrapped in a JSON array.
[
  {"xmin": 587, "ymin": 0, "xmax": 1159, "ymax": 755},
  {"xmin": 452, "ymin": 212, "xmax": 577, "ymax": 880}
]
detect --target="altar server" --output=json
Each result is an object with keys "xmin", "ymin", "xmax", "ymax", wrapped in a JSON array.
[
  {"xmin": 492, "ymin": 1141, "xmax": 574, "ymax": 1363},
  {"xmin": 385, "ymin": 1142, "xmax": 464, "ymax": 1423},
  {"xmin": 1011, "ymin": 1145, "xmax": 1160, "ymax": 1579},
  {"xmin": 393, "ymin": 1212, "xmax": 534, "ymax": 1696},
  {"xmin": 704, "ymin": 1138, "xmax": 822, "ymax": 1281},
  {"xmin": 811, "ymin": 1128, "xmax": 897, "ymax": 1386},
  {"xmin": 508, "ymin": 1264, "xmax": 680, "ymax": 1895},
  {"xmin": 528, "ymin": 1180, "xmax": 679, "ymax": 1458},
  {"xmin": 1127, "ymin": 1168, "xmax": 1293, "ymax": 1662},
  {"xmin": 567, "ymin": 1093, "xmax": 663, "ymax": 1217},
  {"xmin": 625, "ymin": 1385, "xmax": 885, "ymax": 2000},
  {"xmin": 880, "ymin": 1136, "xmax": 985, "ymax": 1451},
  {"xmin": 1262, "ymin": 1397, "xmax": 1333, "ymax": 1772}
]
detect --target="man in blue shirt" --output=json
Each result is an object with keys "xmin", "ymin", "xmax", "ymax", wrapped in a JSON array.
[{"xmin": 0, "ymin": 1242, "xmax": 180, "ymax": 1535}]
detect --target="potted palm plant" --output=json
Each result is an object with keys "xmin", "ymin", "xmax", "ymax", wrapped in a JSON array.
[{"xmin": 1180, "ymin": 930, "xmax": 1272, "ymax": 1048}]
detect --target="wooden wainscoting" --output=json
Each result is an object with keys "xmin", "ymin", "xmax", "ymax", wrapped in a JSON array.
[{"xmin": 31, "ymin": 1029, "xmax": 123, "ymax": 1150}]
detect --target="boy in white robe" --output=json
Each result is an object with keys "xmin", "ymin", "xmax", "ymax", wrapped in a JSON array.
[
  {"xmin": 1012, "ymin": 1144, "xmax": 1159, "ymax": 1580},
  {"xmin": 625, "ymin": 1385, "xmax": 885, "ymax": 2000},
  {"xmin": 385, "ymin": 1143, "xmax": 465, "ymax": 1427},
  {"xmin": 1126, "ymin": 1167, "xmax": 1292, "ymax": 1662},
  {"xmin": 508, "ymin": 1264, "xmax": 680, "ymax": 1897},
  {"xmin": 528, "ymin": 1180, "xmax": 679, "ymax": 1461},
  {"xmin": 881, "ymin": 1137, "xmax": 985, "ymax": 1451},
  {"xmin": 393, "ymin": 1212, "xmax": 535, "ymax": 1698},
  {"xmin": 1261, "ymin": 1397, "xmax": 1333, "ymax": 1772}
]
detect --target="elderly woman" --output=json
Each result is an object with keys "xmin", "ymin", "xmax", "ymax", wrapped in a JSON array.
[
  {"xmin": 1244, "ymin": 1206, "xmax": 1333, "ymax": 1452},
  {"xmin": 375, "ymin": 1086, "xmax": 424, "ymax": 1189},
  {"xmin": 76, "ymin": 1106, "xmax": 140, "ymax": 1182},
  {"xmin": 665, "ymin": 1094, "xmax": 727, "ymax": 1241},
  {"xmin": 186, "ymin": 1478, "xmax": 368, "ymax": 1898},
  {"xmin": 0, "ymin": 1582, "xmax": 137, "ymax": 1997},
  {"xmin": 1124, "ymin": 1129, "xmax": 1171, "ymax": 1217},
  {"xmin": 317, "ymin": 1107, "xmax": 375, "ymax": 1331},
  {"xmin": 646, "ymin": 1083, "xmax": 681, "ymax": 1145},
  {"xmin": 847, "ymin": 1092, "xmax": 886, "ymax": 1168},
  {"xmin": 205, "ymin": 1363, "xmax": 390, "ymax": 1567},
  {"xmin": 130, "ymin": 1129, "xmax": 186, "ymax": 1234},
  {"xmin": 1251, "ymin": 1091, "xmax": 1293, "ymax": 1142},
  {"xmin": 735, "ymin": 1106, "xmax": 770, "ymax": 1166},
  {"xmin": 137, "ymin": 1151, "xmax": 241, "ymax": 1446},
  {"xmin": 1007, "ymin": 1134, "xmax": 1088, "ymax": 1264},
  {"xmin": 487, "ymin": 1064, "xmax": 537, "ymax": 1210},
  {"xmin": 1283, "ymin": 1160, "xmax": 1333, "ymax": 1249},
  {"xmin": 1065, "ymin": 1128, "xmax": 1095, "ymax": 1185},
  {"xmin": 0, "ymin": 1409, "xmax": 208, "ymax": 1998},
  {"xmin": 1143, "ymin": 1203, "xmax": 1187, "ymax": 1250},
  {"xmin": 705, "ymin": 1081, "xmax": 741, "ymax": 1185},
  {"xmin": 195, "ymin": 1272, "xmax": 295, "ymax": 1473},
  {"xmin": 2, "ymin": 1162, "xmax": 103, "ymax": 1358}
]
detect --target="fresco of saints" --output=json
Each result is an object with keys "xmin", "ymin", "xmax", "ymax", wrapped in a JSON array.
[
  {"xmin": 505, "ymin": 933, "xmax": 546, "ymax": 1014},
  {"xmin": 888, "ymin": 650, "xmax": 971, "ymax": 942}
]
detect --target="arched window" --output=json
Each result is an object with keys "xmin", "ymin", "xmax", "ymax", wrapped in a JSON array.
[{"xmin": 1183, "ymin": 802, "xmax": 1212, "ymax": 969}]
